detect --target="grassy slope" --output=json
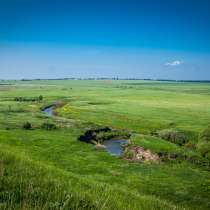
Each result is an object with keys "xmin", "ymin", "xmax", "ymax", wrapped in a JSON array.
[{"xmin": 0, "ymin": 80, "xmax": 210, "ymax": 209}]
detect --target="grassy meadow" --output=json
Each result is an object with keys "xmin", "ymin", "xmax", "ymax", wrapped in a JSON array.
[{"xmin": 0, "ymin": 80, "xmax": 210, "ymax": 210}]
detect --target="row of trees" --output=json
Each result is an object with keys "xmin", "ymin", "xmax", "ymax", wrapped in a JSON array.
[
  {"xmin": 14, "ymin": 95, "xmax": 43, "ymax": 102},
  {"xmin": 23, "ymin": 121, "xmax": 56, "ymax": 130}
]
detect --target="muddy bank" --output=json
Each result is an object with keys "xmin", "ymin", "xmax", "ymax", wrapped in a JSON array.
[{"xmin": 124, "ymin": 146, "xmax": 159, "ymax": 163}]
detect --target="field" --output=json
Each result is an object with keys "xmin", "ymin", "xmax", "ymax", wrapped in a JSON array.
[{"xmin": 0, "ymin": 80, "xmax": 210, "ymax": 210}]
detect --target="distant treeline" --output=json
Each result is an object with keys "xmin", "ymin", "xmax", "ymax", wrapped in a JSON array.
[
  {"xmin": 14, "ymin": 95, "xmax": 43, "ymax": 102},
  {"xmin": 0, "ymin": 83, "xmax": 13, "ymax": 85},
  {"xmin": 1, "ymin": 78, "xmax": 210, "ymax": 83}
]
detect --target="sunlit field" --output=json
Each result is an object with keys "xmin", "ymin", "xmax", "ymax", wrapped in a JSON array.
[{"xmin": 0, "ymin": 80, "xmax": 210, "ymax": 210}]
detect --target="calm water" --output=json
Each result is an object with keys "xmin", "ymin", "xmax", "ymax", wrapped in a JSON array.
[
  {"xmin": 43, "ymin": 106, "xmax": 54, "ymax": 116},
  {"xmin": 103, "ymin": 139, "xmax": 128, "ymax": 156}
]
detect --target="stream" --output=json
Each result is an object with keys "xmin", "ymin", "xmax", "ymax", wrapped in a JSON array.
[
  {"xmin": 43, "ymin": 106, "xmax": 54, "ymax": 116},
  {"xmin": 43, "ymin": 105, "xmax": 128, "ymax": 156}
]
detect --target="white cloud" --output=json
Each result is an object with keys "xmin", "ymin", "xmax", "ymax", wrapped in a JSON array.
[{"xmin": 165, "ymin": 60, "xmax": 184, "ymax": 66}]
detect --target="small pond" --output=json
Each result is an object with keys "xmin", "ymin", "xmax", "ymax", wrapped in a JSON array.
[{"xmin": 103, "ymin": 139, "xmax": 128, "ymax": 156}]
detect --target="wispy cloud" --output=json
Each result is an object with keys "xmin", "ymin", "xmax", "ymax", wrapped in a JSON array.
[{"xmin": 165, "ymin": 60, "xmax": 184, "ymax": 66}]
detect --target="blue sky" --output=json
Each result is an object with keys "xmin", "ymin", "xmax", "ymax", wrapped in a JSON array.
[{"xmin": 0, "ymin": 0, "xmax": 210, "ymax": 79}]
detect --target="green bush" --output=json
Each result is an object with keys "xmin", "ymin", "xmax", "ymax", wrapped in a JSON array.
[
  {"xmin": 123, "ymin": 148, "xmax": 134, "ymax": 159},
  {"xmin": 205, "ymin": 152, "xmax": 210, "ymax": 160},
  {"xmin": 23, "ymin": 122, "xmax": 32, "ymax": 130},
  {"xmin": 200, "ymin": 126, "xmax": 210, "ymax": 142},
  {"xmin": 95, "ymin": 130, "xmax": 130, "ymax": 142},
  {"xmin": 41, "ymin": 122, "xmax": 57, "ymax": 130},
  {"xmin": 38, "ymin": 95, "xmax": 43, "ymax": 101},
  {"xmin": 197, "ymin": 126, "xmax": 210, "ymax": 160},
  {"xmin": 197, "ymin": 141, "xmax": 210, "ymax": 159},
  {"xmin": 156, "ymin": 129, "xmax": 188, "ymax": 146},
  {"xmin": 79, "ymin": 127, "xmax": 130, "ymax": 143}
]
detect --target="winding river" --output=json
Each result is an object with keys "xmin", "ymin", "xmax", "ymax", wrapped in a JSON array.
[{"xmin": 43, "ymin": 105, "xmax": 128, "ymax": 156}]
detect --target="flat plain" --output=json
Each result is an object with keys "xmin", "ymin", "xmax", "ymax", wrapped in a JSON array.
[{"xmin": 0, "ymin": 80, "xmax": 210, "ymax": 210}]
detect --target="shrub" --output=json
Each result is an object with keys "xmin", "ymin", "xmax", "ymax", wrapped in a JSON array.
[
  {"xmin": 197, "ymin": 141, "xmax": 210, "ymax": 158},
  {"xmin": 41, "ymin": 122, "xmax": 57, "ymax": 130},
  {"xmin": 23, "ymin": 122, "xmax": 32, "ymax": 130},
  {"xmin": 124, "ymin": 149, "xmax": 135, "ymax": 159},
  {"xmin": 156, "ymin": 129, "xmax": 188, "ymax": 146},
  {"xmin": 38, "ymin": 95, "xmax": 43, "ymax": 101},
  {"xmin": 200, "ymin": 126, "xmax": 210, "ymax": 142},
  {"xmin": 197, "ymin": 126, "xmax": 210, "ymax": 161},
  {"xmin": 14, "ymin": 96, "xmax": 43, "ymax": 102},
  {"xmin": 205, "ymin": 152, "xmax": 210, "ymax": 160},
  {"xmin": 79, "ymin": 127, "xmax": 130, "ymax": 143}
]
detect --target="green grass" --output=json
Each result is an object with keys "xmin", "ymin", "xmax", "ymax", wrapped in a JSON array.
[{"xmin": 0, "ymin": 80, "xmax": 210, "ymax": 209}]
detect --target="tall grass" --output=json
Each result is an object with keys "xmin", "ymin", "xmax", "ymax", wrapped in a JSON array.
[{"xmin": 0, "ymin": 148, "xmax": 186, "ymax": 210}]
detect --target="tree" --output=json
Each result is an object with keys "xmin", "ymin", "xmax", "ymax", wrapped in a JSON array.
[{"xmin": 38, "ymin": 95, "xmax": 43, "ymax": 102}]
